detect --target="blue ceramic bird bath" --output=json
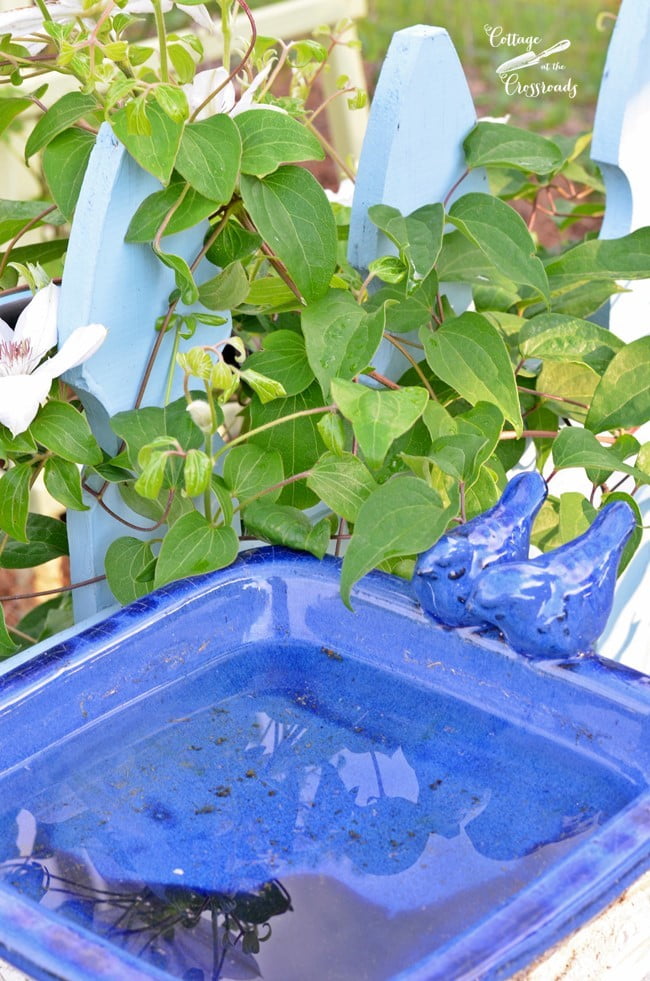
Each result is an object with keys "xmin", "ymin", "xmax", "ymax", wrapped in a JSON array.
[{"xmin": 0, "ymin": 548, "xmax": 648, "ymax": 981}]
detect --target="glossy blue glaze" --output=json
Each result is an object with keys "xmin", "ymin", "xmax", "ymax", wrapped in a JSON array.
[
  {"xmin": 466, "ymin": 500, "xmax": 637, "ymax": 659},
  {"xmin": 412, "ymin": 472, "xmax": 547, "ymax": 627},
  {"xmin": 0, "ymin": 549, "xmax": 648, "ymax": 981}
]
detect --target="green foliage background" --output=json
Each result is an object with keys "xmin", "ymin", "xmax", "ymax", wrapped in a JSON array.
[{"xmin": 360, "ymin": 0, "xmax": 622, "ymax": 116}]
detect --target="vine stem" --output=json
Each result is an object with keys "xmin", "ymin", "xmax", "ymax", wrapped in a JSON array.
[
  {"xmin": 443, "ymin": 167, "xmax": 470, "ymax": 208},
  {"xmin": 221, "ymin": 0, "xmax": 232, "ymax": 73},
  {"xmin": 308, "ymin": 84, "xmax": 357, "ymax": 126},
  {"xmin": 499, "ymin": 430, "xmax": 557, "ymax": 440},
  {"xmin": 436, "ymin": 293, "xmax": 444, "ymax": 323},
  {"xmin": 133, "ymin": 205, "xmax": 233, "ymax": 412},
  {"xmin": 383, "ymin": 333, "xmax": 436, "ymax": 400},
  {"xmin": 366, "ymin": 370, "xmax": 400, "ymax": 390},
  {"xmin": 239, "ymin": 213, "xmax": 303, "ymax": 300},
  {"xmin": 234, "ymin": 469, "xmax": 312, "ymax": 513},
  {"xmin": 151, "ymin": 0, "xmax": 169, "ymax": 82},
  {"xmin": 499, "ymin": 430, "xmax": 618, "ymax": 444},
  {"xmin": 334, "ymin": 515, "xmax": 347, "ymax": 557},
  {"xmin": 32, "ymin": 0, "xmax": 53, "ymax": 23},
  {"xmin": 387, "ymin": 334, "xmax": 423, "ymax": 349},
  {"xmin": 153, "ymin": 184, "xmax": 191, "ymax": 252},
  {"xmin": 259, "ymin": 243, "xmax": 303, "ymax": 300},
  {"xmin": 357, "ymin": 269, "xmax": 375, "ymax": 301},
  {"xmin": 263, "ymin": 40, "xmax": 290, "ymax": 93},
  {"xmin": 213, "ymin": 406, "xmax": 335, "ymax": 463},
  {"xmin": 0, "ymin": 575, "xmax": 106, "ymax": 603},
  {"xmin": 83, "ymin": 482, "xmax": 174, "ymax": 531},
  {"xmin": 87, "ymin": 0, "xmax": 117, "ymax": 79},
  {"xmin": 190, "ymin": 0, "xmax": 257, "ymax": 121},
  {"xmin": 8, "ymin": 624, "xmax": 38, "ymax": 644},
  {"xmin": 30, "ymin": 92, "xmax": 97, "ymax": 133},
  {"xmin": 0, "ymin": 46, "xmax": 87, "ymax": 70},
  {"xmin": 304, "ymin": 118, "xmax": 356, "ymax": 181},
  {"xmin": 0, "ymin": 204, "xmax": 57, "ymax": 280},
  {"xmin": 203, "ymin": 421, "xmax": 214, "ymax": 523},
  {"xmin": 163, "ymin": 323, "xmax": 183, "ymax": 405},
  {"xmin": 608, "ymin": 474, "xmax": 632, "ymax": 494},
  {"xmin": 516, "ymin": 385, "xmax": 589, "ymax": 410},
  {"xmin": 303, "ymin": 31, "xmax": 338, "ymax": 93}
]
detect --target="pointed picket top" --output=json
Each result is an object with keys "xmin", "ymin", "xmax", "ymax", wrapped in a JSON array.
[
  {"xmin": 56, "ymin": 123, "xmax": 230, "ymax": 619},
  {"xmin": 349, "ymin": 25, "xmax": 487, "ymax": 274},
  {"xmin": 347, "ymin": 26, "xmax": 486, "ymax": 381},
  {"xmin": 591, "ymin": 0, "xmax": 650, "ymax": 342}
]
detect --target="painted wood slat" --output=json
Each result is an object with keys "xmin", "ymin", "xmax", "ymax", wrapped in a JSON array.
[
  {"xmin": 57, "ymin": 124, "xmax": 231, "ymax": 620},
  {"xmin": 348, "ymin": 25, "xmax": 487, "ymax": 381},
  {"xmin": 592, "ymin": 0, "xmax": 650, "ymax": 341},
  {"xmin": 349, "ymin": 25, "xmax": 486, "ymax": 270},
  {"xmin": 591, "ymin": 0, "xmax": 650, "ymax": 673}
]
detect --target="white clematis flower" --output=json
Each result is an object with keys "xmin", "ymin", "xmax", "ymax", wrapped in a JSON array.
[
  {"xmin": 0, "ymin": 0, "xmax": 214, "ymax": 54},
  {"xmin": 184, "ymin": 61, "xmax": 282, "ymax": 120},
  {"xmin": 477, "ymin": 114, "xmax": 511, "ymax": 124},
  {"xmin": 324, "ymin": 179, "xmax": 355, "ymax": 208},
  {"xmin": 0, "ymin": 284, "xmax": 107, "ymax": 437}
]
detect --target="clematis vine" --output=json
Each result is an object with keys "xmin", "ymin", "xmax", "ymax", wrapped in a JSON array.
[
  {"xmin": 184, "ymin": 61, "xmax": 282, "ymax": 120},
  {"xmin": 0, "ymin": 284, "xmax": 107, "ymax": 437},
  {"xmin": 0, "ymin": 0, "xmax": 214, "ymax": 54}
]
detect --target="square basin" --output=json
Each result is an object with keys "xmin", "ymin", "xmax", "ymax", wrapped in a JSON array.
[{"xmin": 0, "ymin": 548, "xmax": 648, "ymax": 980}]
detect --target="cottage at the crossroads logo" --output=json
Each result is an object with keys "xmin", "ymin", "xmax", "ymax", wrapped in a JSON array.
[{"xmin": 485, "ymin": 25, "xmax": 578, "ymax": 100}]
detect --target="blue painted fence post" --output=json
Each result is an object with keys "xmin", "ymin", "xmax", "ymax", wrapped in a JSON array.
[
  {"xmin": 57, "ymin": 123, "xmax": 231, "ymax": 620},
  {"xmin": 591, "ymin": 0, "xmax": 650, "ymax": 672},
  {"xmin": 348, "ymin": 26, "xmax": 487, "ymax": 381}
]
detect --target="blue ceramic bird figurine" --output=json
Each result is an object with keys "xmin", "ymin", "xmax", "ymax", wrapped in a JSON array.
[
  {"xmin": 465, "ymin": 500, "xmax": 636, "ymax": 659},
  {"xmin": 412, "ymin": 472, "xmax": 547, "ymax": 627}
]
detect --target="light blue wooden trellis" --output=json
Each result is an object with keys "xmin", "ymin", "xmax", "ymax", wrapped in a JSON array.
[{"xmin": 4, "ymin": 0, "xmax": 649, "ymax": 673}]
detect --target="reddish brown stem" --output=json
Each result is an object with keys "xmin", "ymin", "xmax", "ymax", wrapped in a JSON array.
[
  {"xmin": 499, "ymin": 430, "xmax": 618, "ymax": 444},
  {"xmin": 83, "ymin": 482, "xmax": 174, "ymax": 531},
  {"xmin": 0, "ymin": 575, "xmax": 105, "ymax": 603},
  {"xmin": 443, "ymin": 168, "xmax": 470, "ymax": 208},
  {"xmin": 334, "ymin": 515, "xmax": 347, "ymax": 558},
  {"xmin": 516, "ymin": 385, "xmax": 589, "ymax": 410},
  {"xmin": 190, "ymin": 0, "xmax": 257, "ymax": 120},
  {"xmin": 0, "ymin": 204, "xmax": 58, "ymax": 280},
  {"xmin": 366, "ymin": 370, "xmax": 400, "ymax": 390}
]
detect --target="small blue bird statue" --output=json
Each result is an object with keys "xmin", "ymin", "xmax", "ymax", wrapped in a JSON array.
[
  {"xmin": 465, "ymin": 500, "xmax": 636, "ymax": 658},
  {"xmin": 412, "ymin": 471, "xmax": 547, "ymax": 627}
]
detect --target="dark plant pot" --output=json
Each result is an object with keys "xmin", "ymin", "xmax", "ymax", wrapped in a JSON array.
[{"xmin": 0, "ymin": 548, "xmax": 648, "ymax": 980}]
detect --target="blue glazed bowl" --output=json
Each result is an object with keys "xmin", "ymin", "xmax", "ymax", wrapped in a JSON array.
[{"xmin": 0, "ymin": 548, "xmax": 648, "ymax": 980}]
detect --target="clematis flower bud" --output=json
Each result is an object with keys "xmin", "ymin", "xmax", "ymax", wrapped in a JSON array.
[{"xmin": 186, "ymin": 399, "xmax": 214, "ymax": 434}]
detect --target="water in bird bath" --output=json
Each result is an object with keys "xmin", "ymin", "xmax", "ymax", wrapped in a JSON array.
[{"xmin": 0, "ymin": 642, "xmax": 637, "ymax": 980}]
